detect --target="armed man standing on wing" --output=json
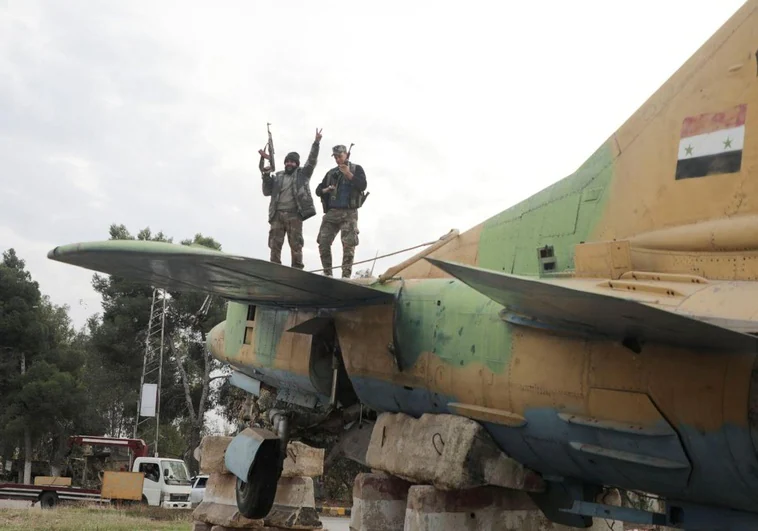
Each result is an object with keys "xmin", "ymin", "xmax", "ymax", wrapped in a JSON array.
[
  {"xmin": 315, "ymin": 144, "xmax": 368, "ymax": 278},
  {"xmin": 260, "ymin": 128, "xmax": 322, "ymax": 269}
]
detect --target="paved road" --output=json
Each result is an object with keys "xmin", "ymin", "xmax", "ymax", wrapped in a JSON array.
[
  {"xmin": 0, "ymin": 500, "xmax": 37, "ymax": 509},
  {"xmin": 320, "ymin": 516, "xmax": 351, "ymax": 531}
]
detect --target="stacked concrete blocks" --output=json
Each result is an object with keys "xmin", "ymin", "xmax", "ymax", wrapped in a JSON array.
[{"xmin": 192, "ymin": 434, "xmax": 325, "ymax": 530}]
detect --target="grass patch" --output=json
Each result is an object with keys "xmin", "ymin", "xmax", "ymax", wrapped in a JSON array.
[{"xmin": 0, "ymin": 505, "xmax": 194, "ymax": 530}]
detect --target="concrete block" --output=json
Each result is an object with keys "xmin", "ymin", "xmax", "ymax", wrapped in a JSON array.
[
  {"xmin": 404, "ymin": 485, "xmax": 621, "ymax": 531},
  {"xmin": 365, "ymin": 412, "xmax": 544, "ymax": 492},
  {"xmin": 349, "ymin": 472, "xmax": 412, "ymax": 531},
  {"xmin": 274, "ymin": 476, "xmax": 316, "ymax": 508},
  {"xmin": 283, "ymin": 441, "xmax": 325, "ymax": 478},
  {"xmin": 265, "ymin": 505, "xmax": 322, "ymax": 530},
  {"xmin": 198, "ymin": 435, "xmax": 324, "ymax": 478},
  {"xmin": 194, "ymin": 472, "xmax": 322, "ymax": 529},
  {"xmin": 194, "ymin": 500, "xmax": 266, "ymax": 529},
  {"xmin": 192, "ymin": 523, "xmax": 212, "ymax": 531},
  {"xmin": 268, "ymin": 476, "xmax": 321, "ymax": 529},
  {"xmin": 199, "ymin": 435, "xmax": 234, "ymax": 475},
  {"xmin": 193, "ymin": 472, "xmax": 265, "ymax": 528},
  {"xmin": 208, "ymin": 527, "xmax": 294, "ymax": 531}
]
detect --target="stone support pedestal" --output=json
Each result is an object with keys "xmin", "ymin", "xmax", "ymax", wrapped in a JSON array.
[
  {"xmin": 349, "ymin": 473, "xmax": 412, "ymax": 531},
  {"xmin": 348, "ymin": 476, "xmax": 624, "ymax": 531},
  {"xmin": 192, "ymin": 435, "xmax": 325, "ymax": 530}
]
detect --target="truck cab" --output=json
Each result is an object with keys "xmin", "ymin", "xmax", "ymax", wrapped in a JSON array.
[{"xmin": 133, "ymin": 457, "xmax": 192, "ymax": 509}]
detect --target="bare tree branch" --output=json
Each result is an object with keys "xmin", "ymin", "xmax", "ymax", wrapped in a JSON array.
[
  {"xmin": 197, "ymin": 349, "xmax": 212, "ymax": 422},
  {"xmin": 169, "ymin": 336, "xmax": 196, "ymax": 425}
]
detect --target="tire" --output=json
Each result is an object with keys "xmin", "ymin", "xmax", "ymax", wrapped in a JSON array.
[
  {"xmin": 39, "ymin": 491, "xmax": 58, "ymax": 509},
  {"xmin": 235, "ymin": 441, "xmax": 282, "ymax": 519}
]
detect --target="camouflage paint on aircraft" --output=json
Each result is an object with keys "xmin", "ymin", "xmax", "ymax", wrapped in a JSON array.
[
  {"xmin": 46, "ymin": 1, "xmax": 758, "ymax": 527},
  {"xmin": 477, "ymin": 142, "xmax": 615, "ymax": 276}
]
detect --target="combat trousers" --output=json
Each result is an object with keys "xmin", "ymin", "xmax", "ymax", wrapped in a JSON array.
[
  {"xmin": 269, "ymin": 210, "xmax": 304, "ymax": 269},
  {"xmin": 317, "ymin": 208, "xmax": 359, "ymax": 278}
]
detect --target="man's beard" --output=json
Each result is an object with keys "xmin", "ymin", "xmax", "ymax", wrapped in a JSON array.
[{"xmin": 285, "ymin": 165, "xmax": 296, "ymax": 174}]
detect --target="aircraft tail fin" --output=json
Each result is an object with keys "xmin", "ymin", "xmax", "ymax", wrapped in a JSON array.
[{"xmin": 397, "ymin": 2, "xmax": 758, "ymax": 283}]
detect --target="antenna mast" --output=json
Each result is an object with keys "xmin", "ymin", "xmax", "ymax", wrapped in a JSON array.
[{"xmin": 134, "ymin": 288, "xmax": 167, "ymax": 457}]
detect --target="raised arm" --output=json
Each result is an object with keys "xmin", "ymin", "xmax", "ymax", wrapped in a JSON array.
[
  {"xmin": 259, "ymin": 147, "xmax": 274, "ymax": 196},
  {"xmin": 301, "ymin": 128, "xmax": 322, "ymax": 179},
  {"xmin": 261, "ymin": 172, "xmax": 274, "ymax": 196}
]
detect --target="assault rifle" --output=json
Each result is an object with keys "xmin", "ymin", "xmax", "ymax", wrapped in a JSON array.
[
  {"xmin": 346, "ymin": 144, "xmax": 370, "ymax": 208},
  {"xmin": 258, "ymin": 122, "xmax": 276, "ymax": 174},
  {"xmin": 320, "ymin": 142, "xmax": 370, "ymax": 212}
]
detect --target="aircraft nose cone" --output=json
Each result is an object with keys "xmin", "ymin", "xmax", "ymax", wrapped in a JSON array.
[{"xmin": 207, "ymin": 320, "xmax": 226, "ymax": 361}]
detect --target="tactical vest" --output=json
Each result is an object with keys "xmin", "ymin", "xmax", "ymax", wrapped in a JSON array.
[
  {"xmin": 323, "ymin": 162, "xmax": 368, "ymax": 211},
  {"xmin": 268, "ymin": 169, "xmax": 317, "ymax": 222}
]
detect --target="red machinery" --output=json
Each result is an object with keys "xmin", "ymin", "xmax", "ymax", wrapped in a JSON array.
[{"xmin": 68, "ymin": 436, "xmax": 149, "ymax": 459}]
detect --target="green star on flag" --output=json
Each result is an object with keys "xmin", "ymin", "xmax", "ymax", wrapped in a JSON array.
[
  {"xmin": 685, "ymin": 144, "xmax": 694, "ymax": 156},
  {"xmin": 723, "ymin": 137, "xmax": 732, "ymax": 149}
]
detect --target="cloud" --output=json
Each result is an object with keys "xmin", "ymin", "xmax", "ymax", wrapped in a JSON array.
[{"xmin": 0, "ymin": 0, "xmax": 746, "ymax": 328}]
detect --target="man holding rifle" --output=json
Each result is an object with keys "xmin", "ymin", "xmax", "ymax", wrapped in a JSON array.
[
  {"xmin": 315, "ymin": 144, "xmax": 368, "ymax": 278},
  {"xmin": 259, "ymin": 128, "xmax": 322, "ymax": 270}
]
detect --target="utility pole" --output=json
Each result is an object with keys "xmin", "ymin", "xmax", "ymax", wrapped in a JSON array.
[
  {"xmin": 134, "ymin": 288, "xmax": 167, "ymax": 458},
  {"xmin": 21, "ymin": 352, "xmax": 31, "ymax": 484}
]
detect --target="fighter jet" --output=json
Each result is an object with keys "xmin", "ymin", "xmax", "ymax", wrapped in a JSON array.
[{"xmin": 47, "ymin": 2, "xmax": 758, "ymax": 529}]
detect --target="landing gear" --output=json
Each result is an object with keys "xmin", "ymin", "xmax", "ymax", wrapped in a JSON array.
[
  {"xmin": 233, "ymin": 409, "xmax": 291, "ymax": 519},
  {"xmin": 235, "ymin": 457, "xmax": 280, "ymax": 519}
]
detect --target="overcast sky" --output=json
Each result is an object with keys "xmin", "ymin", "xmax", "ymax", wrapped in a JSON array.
[{"xmin": 0, "ymin": 0, "xmax": 746, "ymax": 329}]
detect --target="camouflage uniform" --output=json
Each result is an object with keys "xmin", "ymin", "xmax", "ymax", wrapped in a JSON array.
[
  {"xmin": 315, "ymin": 146, "xmax": 368, "ymax": 278},
  {"xmin": 268, "ymin": 211, "xmax": 305, "ymax": 268},
  {"xmin": 317, "ymin": 209, "xmax": 360, "ymax": 278},
  {"xmin": 262, "ymin": 140, "xmax": 320, "ymax": 269}
]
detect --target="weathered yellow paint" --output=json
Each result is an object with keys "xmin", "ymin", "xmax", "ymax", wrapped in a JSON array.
[
  {"xmin": 213, "ymin": 309, "xmax": 315, "ymax": 378},
  {"xmin": 597, "ymin": 2, "xmax": 758, "ymax": 242},
  {"xmin": 629, "ymin": 215, "xmax": 758, "ymax": 252},
  {"xmin": 586, "ymin": 389, "xmax": 664, "ymax": 428},
  {"xmin": 33, "ymin": 476, "xmax": 72, "ymax": 487},
  {"xmin": 630, "ymin": 248, "xmax": 758, "ymax": 281},
  {"xmin": 447, "ymin": 403, "xmax": 527, "ymax": 427},
  {"xmin": 574, "ymin": 240, "xmax": 632, "ymax": 279},
  {"xmin": 393, "ymin": 223, "xmax": 484, "ymax": 279},
  {"xmin": 337, "ymin": 302, "xmax": 754, "ymax": 434},
  {"xmin": 335, "ymin": 304, "xmax": 397, "ymax": 377},
  {"xmin": 509, "ymin": 328, "xmax": 587, "ymax": 413},
  {"xmin": 101, "ymin": 471, "xmax": 143, "ymax": 501}
]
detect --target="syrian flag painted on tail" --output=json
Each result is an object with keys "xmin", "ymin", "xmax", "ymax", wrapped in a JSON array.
[{"xmin": 675, "ymin": 104, "xmax": 747, "ymax": 180}]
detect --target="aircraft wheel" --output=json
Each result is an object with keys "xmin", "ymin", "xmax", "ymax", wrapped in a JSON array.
[
  {"xmin": 39, "ymin": 491, "xmax": 58, "ymax": 509},
  {"xmin": 235, "ymin": 444, "xmax": 282, "ymax": 519}
]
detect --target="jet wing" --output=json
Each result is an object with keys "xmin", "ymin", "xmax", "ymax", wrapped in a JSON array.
[
  {"xmin": 48, "ymin": 240, "xmax": 394, "ymax": 308},
  {"xmin": 426, "ymin": 258, "xmax": 758, "ymax": 353}
]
